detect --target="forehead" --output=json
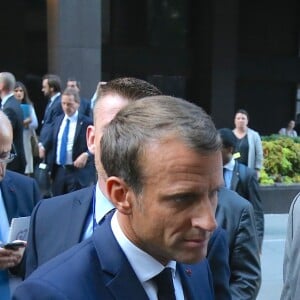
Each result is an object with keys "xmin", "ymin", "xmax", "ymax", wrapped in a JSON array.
[
  {"xmin": 62, "ymin": 94, "xmax": 76, "ymax": 102},
  {"xmin": 94, "ymin": 94, "xmax": 129, "ymax": 130},
  {"xmin": 235, "ymin": 113, "xmax": 247, "ymax": 119},
  {"xmin": 0, "ymin": 132, "xmax": 12, "ymax": 151},
  {"xmin": 142, "ymin": 137, "xmax": 222, "ymax": 188},
  {"xmin": 42, "ymin": 79, "xmax": 49, "ymax": 86},
  {"xmin": 67, "ymin": 81, "xmax": 77, "ymax": 87}
]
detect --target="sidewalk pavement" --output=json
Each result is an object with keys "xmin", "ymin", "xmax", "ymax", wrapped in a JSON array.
[{"xmin": 257, "ymin": 214, "xmax": 289, "ymax": 300}]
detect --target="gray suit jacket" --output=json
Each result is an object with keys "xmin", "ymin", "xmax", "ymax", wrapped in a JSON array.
[{"xmin": 281, "ymin": 192, "xmax": 300, "ymax": 300}]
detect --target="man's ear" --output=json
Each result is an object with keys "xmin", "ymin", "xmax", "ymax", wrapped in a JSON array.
[
  {"xmin": 106, "ymin": 177, "xmax": 133, "ymax": 215},
  {"xmin": 86, "ymin": 125, "xmax": 96, "ymax": 155}
]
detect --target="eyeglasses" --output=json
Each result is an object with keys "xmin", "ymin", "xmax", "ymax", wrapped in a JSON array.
[{"xmin": 0, "ymin": 144, "xmax": 17, "ymax": 164}]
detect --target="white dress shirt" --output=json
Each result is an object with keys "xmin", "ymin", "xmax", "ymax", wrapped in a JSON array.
[
  {"xmin": 81, "ymin": 184, "xmax": 115, "ymax": 241},
  {"xmin": 56, "ymin": 111, "xmax": 78, "ymax": 165},
  {"xmin": 111, "ymin": 212, "xmax": 185, "ymax": 300},
  {"xmin": 223, "ymin": 157, "xmax": 235, "ymax": 189}
]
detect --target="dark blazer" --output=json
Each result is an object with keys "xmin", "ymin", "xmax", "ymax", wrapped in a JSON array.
[
  {"xmin": 208, "ymin": 187, "xmax": 261, "ymax": 300},
  {"xmin": 79, "ymin": 97, "xmax": 91, "ymax": 117},
  {"xmin": 207, "ymin": 226, "xmax": 231, "ymax": 300},
  {"xmin": 44, "ymin": 113, "xmax": 94, "ymax": 187},
  {"xmin": 39, "ymin": 94, "xmax": 63, "ymax": 145},
  {"xmin": 16, "ymin": 211, "xmax": 215, "ymax": 300},
  {"xmin": 25, "ymin": 186, "xmax": 94, "ymax": 278},
  {"xmin": 1, "ymin": 171, "xmax": 41, "ymax": 223},
  {"xmin": 231, "ymin": 161, "xmax": 264, "ymax": 250},
  {"xmin": 2, "ymin": 95, "xmax": 26, "ymax": 173}
]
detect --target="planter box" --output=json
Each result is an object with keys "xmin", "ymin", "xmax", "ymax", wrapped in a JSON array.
[{"xmin": 259, "ymin": 184, "xmax": 300, "ymax": 214}]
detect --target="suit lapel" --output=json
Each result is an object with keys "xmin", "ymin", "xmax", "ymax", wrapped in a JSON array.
[
  {"xmin": 73, "ymin": 113, "xmax": 83, "ymax": 144},
  {"xmin": 178, "ymin": 262, "xmax": 213, "ymax": 300},
  {"xmin": 93, "ymin": 213, "xmax": 149, "ymax": 300},
  {"xmin": 231, "ymin": 161, "xmax": 240, "ymax": 191},
  {"xmin": 62, "ymin": 187, "xmax": 94, "ymax": 249}
]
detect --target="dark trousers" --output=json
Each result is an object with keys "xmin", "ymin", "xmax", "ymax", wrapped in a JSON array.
[{"xmin": 52, "ymin": 165, "xmax": 82, "ymax": 196}]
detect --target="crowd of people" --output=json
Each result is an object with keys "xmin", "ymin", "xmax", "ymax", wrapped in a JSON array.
[{"xmin": 0, "ymin": 71, "xmax": 298, "ymax": 299}]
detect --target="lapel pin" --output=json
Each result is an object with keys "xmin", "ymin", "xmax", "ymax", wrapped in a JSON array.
[{"xmin": 185, "ymin": 268, "xmax": 192, "ymax": 276}]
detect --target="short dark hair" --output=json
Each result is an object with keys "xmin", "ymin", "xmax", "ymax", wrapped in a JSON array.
[
  {"xmin": 62, "ymin": 87, "xmax": 80, "ymax": 103},
  {"xmin": 95, "ymin": 77, "xmax": 162, "ymax": 106},
  {"xmin": 43, "ymin": 74, "xmax": 62, "ymax": 93},
  {"xmin": 218, "ymin": 128, "xmax": 237, "ymax": 148},
  {"xmin": 101, "ymin": 95, "xmax": 221, "ymax": 194},
  {"xmin": 235, "ymin": 109, "xmax": 249, "ymax": 120}
]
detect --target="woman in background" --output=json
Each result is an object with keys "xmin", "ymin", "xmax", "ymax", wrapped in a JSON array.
[
  {"xmin": 279, "ymin": 120, "xmax": 298, "ymax": 137},
  {"xmin": 232, "ymin": 109, "xmax": 263, "ymax": 177},
  {"xmin": 14, "ymin": 81, "xmax": 38, "ymax": 176}
]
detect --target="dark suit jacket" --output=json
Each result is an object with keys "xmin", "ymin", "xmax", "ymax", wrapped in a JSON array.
[
  {"xmin": 16, "ymin": 211, "xmax": 215, "ymax": 300},
  {"xmin": 231, "ymin": 161, "xmax": 264, "ymax": 249},
  {"xmin": 207, "ymin": 226, "xmax": 231, "ymax": 300},
  {"xmin": 39, "ymin": 94, "xmax": 63, "ymax": 145},
  {"xmin": 208, "ymin": 187, "xmax": 261, "ymax": 300},
  {"xmin": 2, "ymin": 95, "xmax": 26, "ymax": 173},
  {"xmin": 79, "ymin": 97, "xmax": 91, "ymax": 117},
  {"xmin": 25, "ymin": 186, "xmax": 231, "ymax": 299},
  {"xmin": 25, "ymin": 186, "xmax": 94, "ymax": 278},
  {"xmin": 43, "ymin": 113, "xmax": 94, "ymax": 187},
  {"xmin": 1, "ymin": 171, "xmax": 41, "ymax": 223},
  {"xmin": 2, "ymin": 171, "xmax": 41, "ymax": 277}
]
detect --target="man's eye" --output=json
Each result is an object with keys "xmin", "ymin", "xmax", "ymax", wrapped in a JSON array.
[{"xmin": 173, "ymin": 194, "xmax": 195, "ymax": 203}]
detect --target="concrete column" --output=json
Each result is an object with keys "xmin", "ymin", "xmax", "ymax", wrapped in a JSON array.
[{"xmin": 47, "ymin": 0, "xmax": 101, "ymax": 98}]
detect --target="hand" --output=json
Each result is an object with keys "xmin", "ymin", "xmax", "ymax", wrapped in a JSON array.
[
  {"xmin": 73, "ymin": 152, "xmax": 88, "ymax": 169},
  {"xmin": 0, "ymin": 241, "xmax": 25, "ymax": 270},
  {"xmin": 39, "ymin": 146, "xmax": 45, "ymax": 159}
]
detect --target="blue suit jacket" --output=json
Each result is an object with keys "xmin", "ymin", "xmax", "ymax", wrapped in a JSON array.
[
  {"xmin": 39, "ymin": 94, "xmax": 63, "ymax": 145},
  {"xmin": 1, "ymin": 171, "xmax": 41, "ymax": 223},
  {"xmin": 2, "ymin": 95, "xmax": 26, "ymax": 173},
  {"xmin": 15, "ymin": 211, "xmax": 215, "ymax": 300}
]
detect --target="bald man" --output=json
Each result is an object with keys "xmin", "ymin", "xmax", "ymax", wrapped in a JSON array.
[{"xmin": 0, "ymin": 111, "xmax": 41, "ymax": 299}]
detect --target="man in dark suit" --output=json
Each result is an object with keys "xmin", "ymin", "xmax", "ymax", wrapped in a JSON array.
[
  {"xmin": 219, "ymin": 127, "xmax": 264, "ymax": 250},
  {"xmin": 38, "ymin": 74, "xmax": 63, "ymax": 154},
  {"xmin": 41, "ymin": 87, "xmax": 94, "ymax": 196},
  {"xmin": 0, "ymin": 111, "xmax": 41, "ymax": 299},
  {"xmin": 0, "ymin": 72, "xmax": 26, "ymax": 174},
  {"xmin": 15, "ymin": 95, "xmax": 226, "ymax": 299},
  {"xmin": 23, "ymin": 78, "xmax": 230, "ymax": 298},
  {"xmin": 66, "ymin": 77, "xmax": 91, "ymax": 117},
  {"xmin": 24, "ymin": 78, "xmax": 164, "ymax": 277},
  {"xmin": 208, "ymin": 187, "xmax": 261, "ymax": 300}
]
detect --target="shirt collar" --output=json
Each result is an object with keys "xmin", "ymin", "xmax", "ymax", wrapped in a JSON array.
[
  {"xmin": 1, "ymin": 93, "xmax": 14, "ymax": 106},
  {"xmin": 64, "ymin": 110, "xmax": 78, "ymax": 122},
  {"xmin": 224, "ymin": 156, "xmax": 235, "ymax": 171},
  {"xmin": 95, "ymin": 184, "xmax": 114, "ymax": 223},
  {"xmin": 111, "ymin": 211, "xmax": 176, "ymax": 284},
  {"xmin": 50, "ymin": 92, "xmax": 61, "ymax": 102}
]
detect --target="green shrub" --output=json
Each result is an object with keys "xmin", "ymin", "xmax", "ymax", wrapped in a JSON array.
[{"xmin": 260, "ymin": 135, "xmax": 300, "ymax": 185}]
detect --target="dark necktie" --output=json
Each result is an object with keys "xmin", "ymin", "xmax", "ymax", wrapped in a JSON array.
[
  {"xmin": 59, "ymin": 119, "xmax": 70, "ymax": 165},
  {"xmin": 153, "ymin": 268, "xmax": 176, "ymax": 300}
]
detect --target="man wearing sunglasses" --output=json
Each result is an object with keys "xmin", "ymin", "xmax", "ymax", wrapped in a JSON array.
[{"xmin": 0, "ymin": 111, "xmax": 41, "ymax": 299}]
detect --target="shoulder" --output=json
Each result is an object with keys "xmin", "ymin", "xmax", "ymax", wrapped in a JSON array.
[
  {"xmin": 78, "ymin": 113, "xmax": 93, "ymax": 125},
  {"xmin": 36, "ymin": 186, "xmax": 94, "ymax": 212},
  {"xmin": 5, "ymin": 170, "xmax": 36, "ymax": 185},
  {"xmin": 218, "ymin": 187, "xmax": 252, "ymax": 211},
  {"xmin": 289, "ymin": 192, "xmax": 300, "ymax": 217}
]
